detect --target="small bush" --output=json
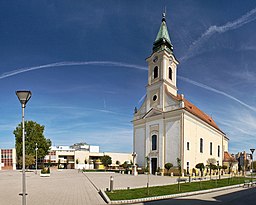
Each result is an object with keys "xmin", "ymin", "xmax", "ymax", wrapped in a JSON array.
[{"xmin": 41, "ymin": 167, "xmax": 50, "ymax": 174}]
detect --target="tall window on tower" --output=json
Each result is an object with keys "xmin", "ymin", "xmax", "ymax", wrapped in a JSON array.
[
  {"xmin": 152, "ymin": 135, "xmax": 157, "ymax": 150},
  {"xmin": 169, "ymin": 67, "xmax": 172, "ymax": 80},
  {"xmin": 153, "ymin": 66, "xmax": 158, "ymax": 79}
]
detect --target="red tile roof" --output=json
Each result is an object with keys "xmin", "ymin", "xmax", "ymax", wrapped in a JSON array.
[
  {"xmin": 223, "ymin": 151, "xmax": 237, "ymax": 162},
  {"xmin": 166, "ymin": 87, "xmax": 223, "ymax": 133}
]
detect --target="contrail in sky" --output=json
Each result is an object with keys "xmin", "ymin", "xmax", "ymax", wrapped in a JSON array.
[
  {"xmin": 178, "ymin": 76, "xmax": 256, "ymax": 112},
  {"xmin": 0, "ymin": 61, "xmax": 147, "ymax": 79},
  {"xmin": 181, "ymin": 7, "xmax": 256, "ymax": 62},
  {"xmin": 0, "ymin": 60, "xmax": 255, "ymax": 112}
]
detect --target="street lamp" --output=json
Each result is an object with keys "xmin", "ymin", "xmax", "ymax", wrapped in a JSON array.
[
  {"xmin": 250, "ymin": 148, "xmax": 255, "ymax": 182},
  {"xmin": 16, "ymin": 90, "xmax": 32, "ymax": 205},
  {"xmin": 35, "ymin": 143, "xmax": 38, "ymax": 174},
  {"xmin": 132, "ymin": 152, "xmax": 137, "ymax": 176}
]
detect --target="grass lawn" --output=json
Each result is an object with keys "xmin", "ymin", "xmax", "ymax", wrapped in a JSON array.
[{"xmin": 106, "ymin": 177, "xmax": 246, "ymax": 201}]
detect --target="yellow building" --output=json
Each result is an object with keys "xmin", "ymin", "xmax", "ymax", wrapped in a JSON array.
[{"xmin": 133, "ymin": 13, "xmax": 228, "ymax": 174}]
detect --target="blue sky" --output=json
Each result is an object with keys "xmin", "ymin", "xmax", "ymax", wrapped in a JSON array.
[{"xmin": 1, "ymin": 0, "xmax": 256, "ymax": 154}]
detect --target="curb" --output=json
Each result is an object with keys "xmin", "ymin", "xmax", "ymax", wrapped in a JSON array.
[
  {"xmin": 99, "ymin": 189, "xmax": 111, "ymax": 204},
  {"xmin": 108, "ymin": 184, "xmax": 244, "ymax": 204}
]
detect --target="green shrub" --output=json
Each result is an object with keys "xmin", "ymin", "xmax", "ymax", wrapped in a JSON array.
[{"xmin": 41, "ymin": 167, "xmax": 50, "ymax": 174}]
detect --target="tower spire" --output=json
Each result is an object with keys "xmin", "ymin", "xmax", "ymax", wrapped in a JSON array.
[
  {"xmin": 162, "ymin": 6, "xmax": 166, "ymax": 22},
  {"xmin": 153, "ymin": 12, "xmax": 173, "ymax": 53}
]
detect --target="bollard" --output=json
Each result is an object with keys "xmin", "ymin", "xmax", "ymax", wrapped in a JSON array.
[{"xmin": 110, "ymin": 176, "xmax": 114, "ymax": 192}]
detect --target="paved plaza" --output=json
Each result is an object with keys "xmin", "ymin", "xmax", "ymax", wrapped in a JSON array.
[
  {"xmin": 0, "ymin": 169, "xmax": 180, "ymax": 205},
  {"xmin": 0, "ymin": 169, "xmax": 241, "ymax": 205},
  {"xmin": 0, "ymin": 170, "xmax": 105, "ymax": 205}
]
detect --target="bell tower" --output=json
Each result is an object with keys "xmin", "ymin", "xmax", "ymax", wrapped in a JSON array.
[{"xmin": 145, "ymin": 13, "xmax": 179, "ymax": 112}]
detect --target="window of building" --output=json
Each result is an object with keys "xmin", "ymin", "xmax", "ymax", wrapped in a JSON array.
[
  {"xmin": 153, "ymin": 66, "xmax": 158, "ymax": 79},
  {"xmin": 210, "ymin": 142, "xmax": 213, "ymax": 155},
  {"xmin": 200, "ymin": 138, "xmax": 203, "ymax": 153},
  {"xmin": 218, "ymin": 145, "xmax": 220, "ymax": 157},
  {"xmin": 169, "ymin": 67, "xmax": 172, "ymax": 80},
  {"xmin": 152, "ymin": 135, "xmax": 157, "ymax": 151},
  {"xmin": 187, "ymin": 142, "xmax": 190, "ymax": 150}
]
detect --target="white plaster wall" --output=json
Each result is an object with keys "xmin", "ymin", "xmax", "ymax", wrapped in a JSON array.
[
  {"xmin": 134, "ymin": 127, "xmax": 145, "ymax": 167},
  {"xmin": 165, "ymin": 118, "xmax": 181, "ymax": 166},
  {"xmin": 104, "ymin": 152, "xmax": 133, "ymax": 165},
  {"xmin": 145, "ymin": 119, "xmax": 164, "ymax": 169},
  {"xmin": 183, "ymin": 113, "xmax": 225, "ymax": 170},
  {"xmin": 223, "ymin": 138, "xmax": 229, "ymax": 152}
]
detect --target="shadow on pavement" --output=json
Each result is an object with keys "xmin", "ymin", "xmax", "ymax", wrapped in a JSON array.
[{"xmin": 138, "ymin": 187, "xmax": 256, "ymax": 205}]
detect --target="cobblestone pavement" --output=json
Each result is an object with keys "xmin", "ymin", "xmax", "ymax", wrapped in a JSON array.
[{"xmin": 0, "ymin": 170, "xmax": 105, "ymax": 205}]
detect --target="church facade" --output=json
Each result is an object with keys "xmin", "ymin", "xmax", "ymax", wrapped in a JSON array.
[{"xmin": 133, "ymin": 13, "xmax": 229, "ymax": 174}]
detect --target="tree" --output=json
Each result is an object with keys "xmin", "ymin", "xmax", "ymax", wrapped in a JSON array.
[
  {"xmin": 225, "ymin": 157, "xmax": 237, "ymax": 174},
  {"xmin": 101, "ymin": 155, "xmax": 112, "ymax": 168},
  {"xmin": 176, "ymin": 158, "xmax": 182, "ymax": 176},
  {"xmin": 164, "ymin": 163, "xmax": 173, "ymax": 175},
  {"xmin": 14, "ymin": 120, "xmax": 51, "ymax": 168},
  {"xmin": 222, "ymin": 165, "xmax": 227, "ymax": 173},
  {"xmin": 176, "ymin": 158, "xmax": 182, "ymax": 191},
  {"xmin": 195, "ymin": 163, "xmax": 205, "ymax": 177},
  {"xmin": 17, "ymin": 154, "xmax": 35, "ymax": 169},
  {"xmin": 207, "ymin": 158, "xmax": 217, "ymax": 179}
]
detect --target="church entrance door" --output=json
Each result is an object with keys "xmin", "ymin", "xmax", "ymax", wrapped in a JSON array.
[{"xmin": 151, "ymin": 158, "xmax": 157, "ymax": 174}]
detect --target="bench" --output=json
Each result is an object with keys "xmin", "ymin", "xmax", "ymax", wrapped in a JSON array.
[
  {"xmin": 177, "ymin": 178, "xmax": 187, "ymax": 183},
  {"xmin": 192, "ymin": 177, "xmax": 206, "ymax": 181}
]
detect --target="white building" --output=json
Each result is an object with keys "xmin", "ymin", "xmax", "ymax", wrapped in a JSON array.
[
  {"xmin": 45, "ymin": 143, "xmax": 132, "ymax": 169},
  {"xmin": 133, "ymin": 13, "xmax": 228, "ymax": 174}
]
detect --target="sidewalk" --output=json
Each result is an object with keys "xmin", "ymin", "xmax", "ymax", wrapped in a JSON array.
[{"xmin": 0, "ymin": 170, "xmax": 105, "ymax": 205}]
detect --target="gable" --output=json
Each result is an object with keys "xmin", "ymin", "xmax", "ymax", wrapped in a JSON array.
[{"xmin": 142, "ymin": 108, "xmax": 163, "ymax": 119}]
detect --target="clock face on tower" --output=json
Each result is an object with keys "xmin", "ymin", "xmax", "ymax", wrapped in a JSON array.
[{"xmin": 153, "ymin": 56, "xmax": 158, "ymax": 63}]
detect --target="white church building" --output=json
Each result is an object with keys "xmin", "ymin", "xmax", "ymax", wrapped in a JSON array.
[{"xmin": 133, "ymin": 13, "xmax": 229, "ymax": 174}]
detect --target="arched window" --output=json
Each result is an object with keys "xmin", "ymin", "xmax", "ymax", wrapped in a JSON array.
[
  {"xmin": 153, "ymin": 66, "xmax": 158, "ymax": 79},
  {"xmin": 200, "ymin": 138, "xmax": 203, "ymax": 153},
  {"xmin": 169, "ymin": 67, "xmax": 172, "ymax": 80},
  {"xmin": 152, "ymin": 135, "xmax": 157, "ymax": 150}
]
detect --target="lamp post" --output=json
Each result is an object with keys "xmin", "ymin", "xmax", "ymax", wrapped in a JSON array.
[
  {"xmin": 250, "ymin": 148, "xmax": 255, "ymax": 182},
  {"xmin": 16, "ymin": 90, "xmax": 32, "ymax": 205},
  {"xmin": 132, "ymin": 152, "xmax": 137, "ymax": 176},
  {"xmin": 35, "ymin": 143, "xmax": 38, "ymax": 174}
]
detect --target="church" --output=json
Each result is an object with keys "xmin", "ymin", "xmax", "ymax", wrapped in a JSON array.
[{"xmin": 133, "ymin": 13, "xmax": 229, "ymax": 175}]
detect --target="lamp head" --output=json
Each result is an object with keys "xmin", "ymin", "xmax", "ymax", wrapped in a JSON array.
[{"xmin": 16, "ymin": 91, "xmax": 32, "ymax": 107}]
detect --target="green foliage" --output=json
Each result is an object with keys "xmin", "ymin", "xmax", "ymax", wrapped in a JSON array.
[
  {"xmin": 222, "ymin": 165, "xmax": 227, "ymax": 170},
  {"xmin": 41, "ymin": 167, "xmax": 50, "ymax": 174},
  {"xmin": 195, "ymin": 163, "xmax": 205, "ymax": 177},
  {"xmin": 101, "ymin": 155, "xmax": 112, "ymax": 167},
  {"xmin": 116, "ymin": 160, "xmax": 120, "ymax": 165},
  {"xmin": 14, "ymin": 120, "xmax": 51, "ymax": 167},
  {"xmin": 176, "ymin": 158, "xmax": 182, "ymax": 176},
  {"xmin": 122, "ymin": 161, "xmax": 129, "ymax": 169},
  {"xmin": 17, "ymin": 154, "xmax": 35, "ymax": 168},
  {"xmin": 164, "ymin": 163, "xmax": 173, "ymax": 171}
]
